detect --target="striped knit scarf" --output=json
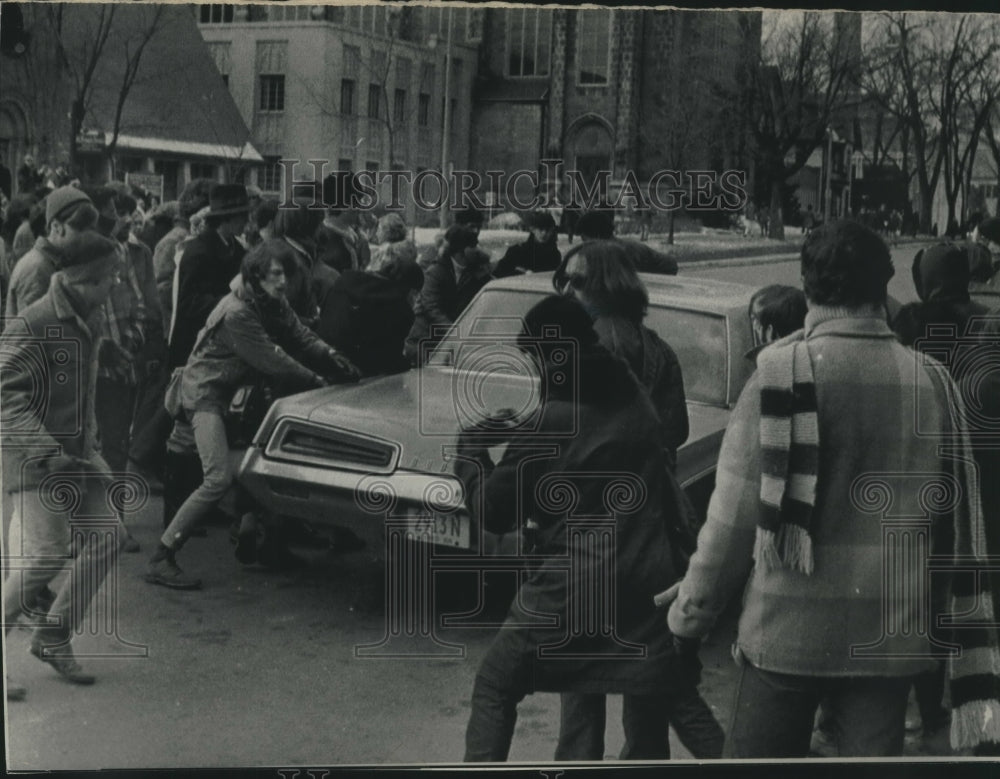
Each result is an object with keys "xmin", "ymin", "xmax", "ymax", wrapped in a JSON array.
[
  {"xmin": 923, "ymin": 359, "xmax": 1000, "ymax": 751},
  {"xmin": 755, "ymin": 335, "xmax": 818, "ymax": 574}
]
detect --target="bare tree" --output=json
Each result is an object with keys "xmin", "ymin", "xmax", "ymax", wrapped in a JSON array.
[
  {"xmin": 863, "ymin": 12, "xmax": 1000, "ymax": 233},
  {"xmin": 984, "ymin": 108, "xmax": 1000, "ymax": 217},
  {"xmin": 28, "ymin": 4, "xmax": 170, "ymax": 171},
  {"xmin": 103, "ymin": 5, "xmax": 169, "ymax": 174},
  {"xmin": 738, "ymin": 11, "xmax": 859, "ymax": 239},
  {"xmin": 640, "ymin": 13, "xmax": 717, "ymax": 244}
]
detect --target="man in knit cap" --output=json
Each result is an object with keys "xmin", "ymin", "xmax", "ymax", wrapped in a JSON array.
[
  {"xmin": 5, "ymin": 186, "xmax": 98, "ymax": 318},
  {"xmin": 2, "ymin": 231, "xmax": 124, "ymax": 700}
]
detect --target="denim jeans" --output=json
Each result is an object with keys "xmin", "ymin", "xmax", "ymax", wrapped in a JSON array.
[
  {"xmin": 160, "ymin": 410, "xmax": 232, "ymax": 550},
  {"xmin": 2, "ymin": 485, "xmax": 118, "ymax": 648},
  {"xmin": 726, "ymin": 661, "xmax": 912, "ymax": 758}
]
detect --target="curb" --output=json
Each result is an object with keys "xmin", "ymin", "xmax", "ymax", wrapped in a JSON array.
[{"xmin": 677, "ymin": 237, "xmax": 933, "ymax": 271}]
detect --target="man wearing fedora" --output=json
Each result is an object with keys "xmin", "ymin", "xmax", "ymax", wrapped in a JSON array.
[{"xmin": 167, "ymin": 184, "xmax": 249, "ymax": 369}]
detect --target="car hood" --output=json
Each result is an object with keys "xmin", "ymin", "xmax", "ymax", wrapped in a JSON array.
[{"xmin": 263, "ymin": 366, "xmax": 731, "ymax": 482}]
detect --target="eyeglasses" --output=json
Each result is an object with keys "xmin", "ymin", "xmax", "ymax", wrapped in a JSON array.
[{"xmin": 559, "ymin": 273, "xmax": 587, "ymax": 291}]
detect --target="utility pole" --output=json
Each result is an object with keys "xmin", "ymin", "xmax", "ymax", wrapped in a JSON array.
[{"xmin": 439, "ymin": 6, "xmax": 453, "ymax": 229}]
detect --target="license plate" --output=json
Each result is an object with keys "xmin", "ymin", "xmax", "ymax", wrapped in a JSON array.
[{"xmin": 404, "ymin": 509, "xmax": 470, "ymax": 549}]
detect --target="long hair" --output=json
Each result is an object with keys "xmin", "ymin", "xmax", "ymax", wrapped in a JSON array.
[
  {"xmin": 241, "ymin": 239, "xmax": 298, "ymax": 295},
  {"xmin": 553, "ymin": 240, "xmax": 648, "ymax": 320}
]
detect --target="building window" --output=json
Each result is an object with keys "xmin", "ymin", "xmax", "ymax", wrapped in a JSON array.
[
  {"xmin": 577, "ymin": 10, "xmax": 612, "ymax": 86},
  {"xmin": 507, "ymin": 8, "xmax": 552, "ymax": 77},
  {"xmin": 340, "ymin": 79, "xmax": 355, "ymax": 115},
  {"xmin": 267, "ymin": 4, "xmax": 315, "ymax": 22},
  {"xmin": 367, "ymin": 84, "xmax": 382, "ymax": 120},
  {"xmin": 361, "ymin": 6, "xmax": 389, "ymax": 36},
  {"xmin": 337, "ymin": 158, "xmax": 353, "ymax": 173},
  {"xmin": 260, "ymin": 157, "xmax": 282, "ymax": 191},
  {"xmin": 190, "ymin": 163, "xmax": 216, "ymax": 181},
  {"xmin": 199, "ymin": 5, "xmax": 234, "ymax": 24},
  {"xmin": 393, "ymin": 89, "xmax": 407, "ymax": 124},
  {"xmin": 466, "ymin": 8, "xmax": 484, "ymax": 42},
  {"xmin": 259, "ymin": 74, "xmax": 285, "ymax": 111},
  {"xmin": 418, "ymin": 93, "xmax": 431, "ymax": 127},
  {"xmin": 365, "ymin": 160, "xmax": 380, "ymax": 174},
  {"xmin": 419, "ymin": 62, "xmax": 435, "ymax": 93}
]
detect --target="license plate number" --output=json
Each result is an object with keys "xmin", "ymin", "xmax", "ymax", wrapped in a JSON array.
[{"xmin": 405, "ymin": 509, "xmax": 470, "ymax": 549}]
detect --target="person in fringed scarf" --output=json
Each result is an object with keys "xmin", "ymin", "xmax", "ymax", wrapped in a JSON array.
[{"xmin": 666, "ymin": 219, "xmax": 1000, "ymax": 757}]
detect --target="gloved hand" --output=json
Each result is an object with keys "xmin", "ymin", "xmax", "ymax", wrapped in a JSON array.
[
  {"xmin": 672, "ymin": 634, "xmax": 704, "ymax": 688},
  {"xmin": 327, "ymin": 350, "xmax": 362, "ymax": 383}
]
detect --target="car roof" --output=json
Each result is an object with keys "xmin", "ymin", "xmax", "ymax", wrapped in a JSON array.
[{"xmin": 483, "ymin": 272, "xmax": 756, "ymax": 314}]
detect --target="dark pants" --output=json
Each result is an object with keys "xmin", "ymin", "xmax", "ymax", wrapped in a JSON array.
[
  {"xmin": 914, "ymin": 662, "xmax": 947, "ymax": 728},
  {"xmin": 557, "ymin": 687, "xmax": 723, "ymax": 760},
  {"xmin": 95, "ymin": 378, "xmax": 137, "ymax": 472},
  {"xmin": 129, "ymin": 400, "xmax": 173, "ymax": 477},
  {"xmin": 465, "ymin": 671, "xmax": 671, "ymax": 762},
  {"xmin": 162, "ymin": 448, "xmax": 204, "ymax": 530},
  {"xmin": 726, "ymin": 662, "xmax": 912, "ymax": 758}
]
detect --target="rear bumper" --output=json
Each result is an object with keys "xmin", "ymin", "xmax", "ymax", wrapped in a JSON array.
[{"xmin": 236, "ymin": 446, "xmax": 482, "ymax": 554}]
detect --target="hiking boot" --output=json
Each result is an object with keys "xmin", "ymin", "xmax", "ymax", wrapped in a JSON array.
[
  {"xmin": 29, "ymin": 642, "xmax": 96, "ymax": 685},
  {"xmin": 6, "ymin": 676, "xmax": 26, "ymax": 701},
  {"xmin": 145, "ymin": 556, "xmax": 202, "ymax": 590},
  {"xmin": 122, "ymin": 533, "xmax": 141, "ymax": 553}
]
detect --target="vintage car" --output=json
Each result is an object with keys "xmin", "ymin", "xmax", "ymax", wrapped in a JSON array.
[{"xmin": 237, "ymin": 272, "xmax": 756, "ymax": 558}]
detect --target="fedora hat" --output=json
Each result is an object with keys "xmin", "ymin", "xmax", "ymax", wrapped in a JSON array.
[{"xmin": 207, "ymin": 184, "xmax": 250, "ymax": 217}]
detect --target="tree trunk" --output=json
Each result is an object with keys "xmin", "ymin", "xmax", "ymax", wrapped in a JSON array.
[
  {"xmin": 668, "ymin": 210, "xmax": 676, "ymax": 245},
  {"xmin": 769, "ymin": 181, "xmax": 785, "ymax": 240}
]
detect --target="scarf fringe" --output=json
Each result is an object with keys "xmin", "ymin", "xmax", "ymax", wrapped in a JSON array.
[
  {"xmin": 753, "ymin": 525, "xmax": 814, "ymax": 575},
  {"xmin": 951, "ymin": 700, "xmax": 1000, "ymax": 751}
]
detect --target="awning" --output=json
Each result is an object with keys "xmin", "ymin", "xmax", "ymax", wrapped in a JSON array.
[{"xmin": 113, "ymin": 134, "xmax": 264, "ymax": 163}]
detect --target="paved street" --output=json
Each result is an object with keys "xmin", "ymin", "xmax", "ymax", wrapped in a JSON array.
[{"xmin": 3, "ymin": 244, "xmax": 945, "ymax": 770}]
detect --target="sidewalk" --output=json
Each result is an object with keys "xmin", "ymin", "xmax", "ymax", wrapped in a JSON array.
[{"xmin": 412, "ymin": 225, "xmax": 932, "ymax": 269}]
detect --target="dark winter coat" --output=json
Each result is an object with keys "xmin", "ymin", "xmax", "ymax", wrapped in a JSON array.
[
  {"xmin": 406, "ymin": 256, "xmax": 492, "ymax": 360},
  {"xmin": 493, "ymin": 236, "xmax": 562, "ymax": 278},
  {"xmin": 454, "ymin": 346, "xmax": 679, "ymax": 695},
  {"xmin": 1, "ymin": 272, "xmax": 103, "ymax": 492},
  {"xmin": 315, "ymin": 222, "xmax": 371, "ymax": 273},
  {"xmin": 618, "ymin": 239, "xmax": 678, "ymax": 275},
  {"xmin": 168, "ymin": 229, "xmax": 245, "ymax": 368},
  {"xmin": 593, "ymin": 315, "xmax": 689, "ymax": 467},
  {"xmin": 177, "ymin": 279, "xmax": 339, "ymax": 415},
  {"xmin": 317, "ymin": 270, "xmax": 414, "ymax": 377}
]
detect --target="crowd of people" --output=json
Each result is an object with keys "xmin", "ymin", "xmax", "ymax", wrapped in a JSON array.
[{"xmin": 2, "ymin": 162, "xmax": 1000, "ymax": 761}]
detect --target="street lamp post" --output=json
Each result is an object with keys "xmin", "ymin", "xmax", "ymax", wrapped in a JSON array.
[{"xmin": 439, "ymin": 6, "xmax": 453, "ymax": 230}]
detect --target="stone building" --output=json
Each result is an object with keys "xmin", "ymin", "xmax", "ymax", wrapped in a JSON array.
[
  {"xmin": 197, "ymin": 3, "xmax": 480, "ymax": 219},
  {"xmin": 470, "ymin": 8, "xmax": 762, "ymax": 206}
]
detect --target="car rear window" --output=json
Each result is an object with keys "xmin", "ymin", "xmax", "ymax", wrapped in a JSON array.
[{"xmin": 429, "ymin": 290, "xmax": 730, "ymax": 407}]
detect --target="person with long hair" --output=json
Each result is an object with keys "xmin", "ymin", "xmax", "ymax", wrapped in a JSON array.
[
  {"xmin": 554, "ymin": 240, "xmax": 688, "ymax": 466},
  {"xmin": 145, "ymin": 240, "xmax": 361, "ymax": 589}
]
